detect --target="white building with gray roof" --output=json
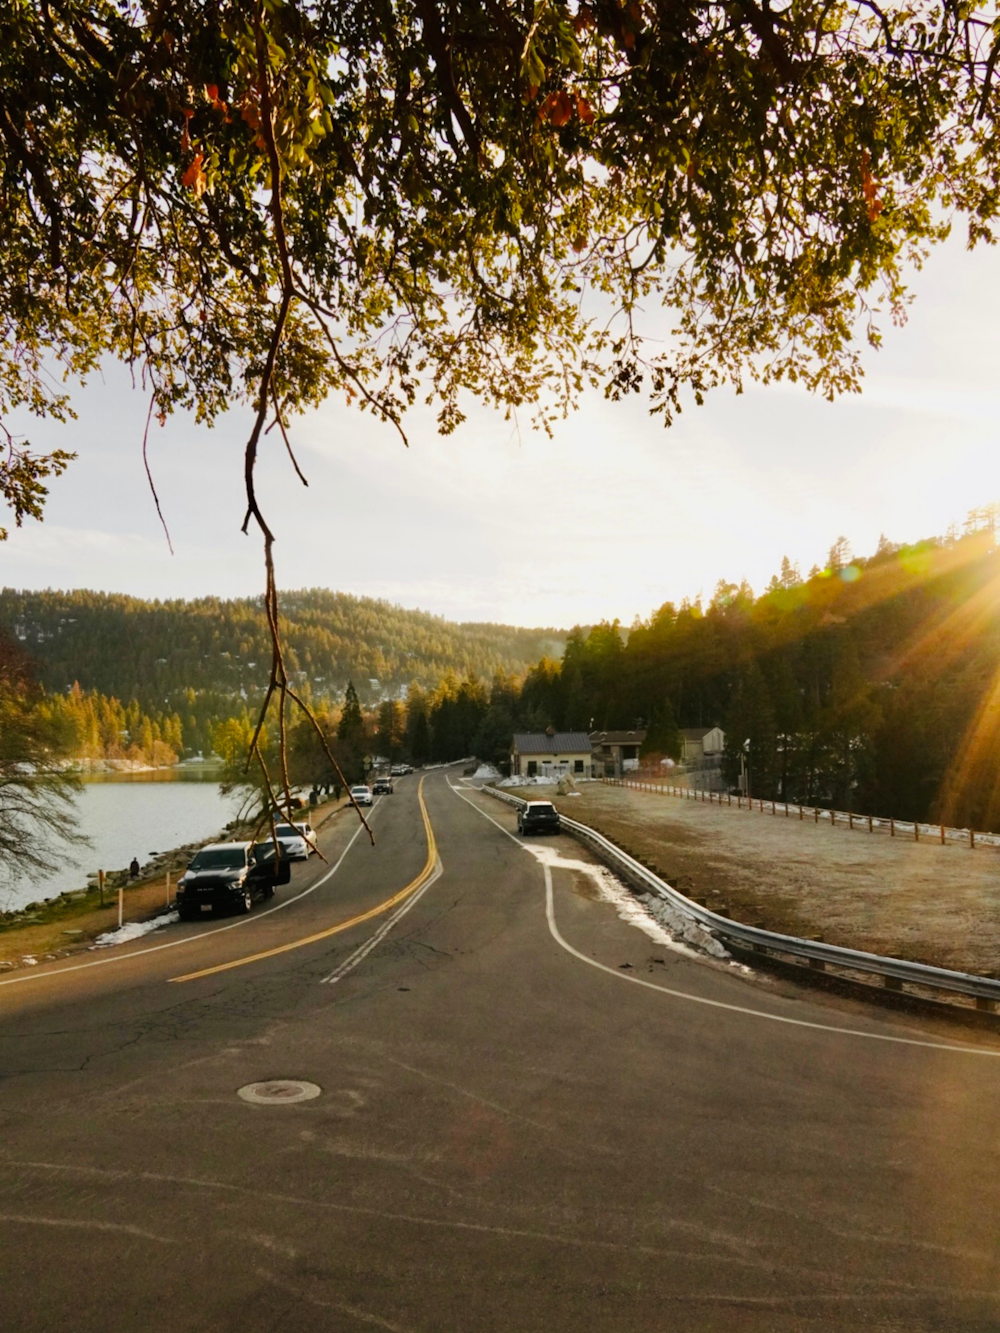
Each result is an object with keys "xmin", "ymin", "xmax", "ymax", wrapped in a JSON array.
[{"xmin": 510, "ymin": 729, "xmax": 593, "ymax": 780}]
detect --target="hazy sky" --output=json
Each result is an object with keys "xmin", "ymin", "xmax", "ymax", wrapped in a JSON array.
[{"xmin": 3, "ymin": 230, "xmax": 999, "ymax": 630}]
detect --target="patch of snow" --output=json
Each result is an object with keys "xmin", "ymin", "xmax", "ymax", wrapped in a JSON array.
[
  {"xmin": 471, "ymin": 763, "xmax": 501, "ymax": 779},
  {"xmin": 521, "ymin": 843, "xmax": 731, "ymax": 962},
  {"xmin": 497, "ymin": 774, "xmax": 558, "ymax": 788},
  {"xmin": 21, "ymin": 956, "xmax": 38, "ymax": 966},
  {"xmin": 91, "ymin": 910, "xmax": 179, "ymax": 949}
]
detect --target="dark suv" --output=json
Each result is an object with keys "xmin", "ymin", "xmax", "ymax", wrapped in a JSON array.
[
  {"xmin": 176, "ymin": 842, "xmax": 291, "ymax": 919},
  {"xmin": 372, "ymin": 776, "xmax": 394, "ymax": 795},
  {"xmin": 517, "ymin": 801, "xmax": 560, "ymax": 836}
]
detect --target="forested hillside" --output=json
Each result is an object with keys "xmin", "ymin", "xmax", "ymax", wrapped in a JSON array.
[
  {"xmin": 502, "ymin": 519, "xmax": 1000, "ymax": 831},
  {"xmin": 0, "ymin": 589, "xmax": 565, "ymax": 755}
]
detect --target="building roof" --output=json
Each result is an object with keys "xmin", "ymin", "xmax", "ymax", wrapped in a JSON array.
[
  {"xmin": 589, "ymin": 729, "xmax": 647, "ymax": 746},
  {"xmin": 513, "ymin": 731, "xmax": 593, "ymax": 755},
  {"xmin": 680, "ymin": 726, "xmax": 723, "ymax": 740}
]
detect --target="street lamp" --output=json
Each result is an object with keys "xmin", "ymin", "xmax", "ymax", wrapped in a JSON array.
[{"xmin": 739, "ymin": 738, "xmax": 751, "ymax": 801}]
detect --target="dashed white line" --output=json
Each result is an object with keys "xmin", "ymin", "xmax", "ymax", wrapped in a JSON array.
[{"xmin": 320, "ymin": 859, "xmax": 444, "ymax": 986}]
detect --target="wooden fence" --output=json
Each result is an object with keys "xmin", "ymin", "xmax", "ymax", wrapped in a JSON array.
[{"xmin": 602, "ymin": 777, "xmax": 1000, "ymax": 849}]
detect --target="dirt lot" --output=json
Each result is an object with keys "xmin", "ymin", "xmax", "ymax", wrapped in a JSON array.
[{"xmin": 508, "ymin": 782, "xmax": 1000, "ymax": 976}]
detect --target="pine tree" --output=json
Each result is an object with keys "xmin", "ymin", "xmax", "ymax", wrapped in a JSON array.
[
  {"xmin": 411, "ymin": 711, "xmax": 431, "ymax": 768},
  {"xmin": 779, "ymin": 555, "xmax": 802, "ymax": 588},
  {"xmin": 337, "ymin": 682, "xmax": 365, "ymax": 746},
  {"xmin": 827, "ymin": 536, "xmax": 852, "ymax": 572},
  {"xmin": 642, "ymin": 698, "xmax": 680, "ymax": 761}
]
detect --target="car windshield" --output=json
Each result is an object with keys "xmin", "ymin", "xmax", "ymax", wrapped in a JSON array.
[
  {"xmin": 274, "ymin": 824, "xmax": 300, "ymax": 837},
  {"xmin": 188, "ymin": 848, "xmax": 246, "ymax": 870},
  {"xmin": 351, "ymin": 787, "xmax": 369, "ymax": 794}
]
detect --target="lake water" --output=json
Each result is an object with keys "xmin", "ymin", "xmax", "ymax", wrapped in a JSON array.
[{"xmin": 0, "ymin": 771, "xmax": 242, "ymax": 913}]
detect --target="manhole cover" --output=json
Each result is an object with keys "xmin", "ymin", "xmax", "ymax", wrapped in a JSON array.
[{"xmin": 237, "ymin": 1080, "xmax": 321, "ymax": 1105}]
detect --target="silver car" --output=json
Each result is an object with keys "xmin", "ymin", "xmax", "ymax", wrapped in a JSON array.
[
  {"xmin": 294, "ymin": 821, "xmax": 317, "ymax": 854},
  {"xmin": 273, "ymin": 822, "xmax": 310, "ymax": 860}
]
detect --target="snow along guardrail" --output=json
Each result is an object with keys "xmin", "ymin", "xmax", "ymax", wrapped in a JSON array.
[{"xmin": 483, "ymin": 785, "xmax": 1000, "ymax": 1011}]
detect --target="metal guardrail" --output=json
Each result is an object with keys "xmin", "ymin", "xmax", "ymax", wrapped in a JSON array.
[
  {"xmin": 483, "ymin": 785, "xmax": 1000, "ymax": 1010},
  {"xmin": 604, "ymin": 776, "xmax": 1000, "ymax": 850}
]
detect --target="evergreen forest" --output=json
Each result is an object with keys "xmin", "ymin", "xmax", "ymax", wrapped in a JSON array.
[
  {"xmin": 0, "ymin": 589, "xmax": 565, "ymax": 757},
  {"xmin": 286, "ymin": 512, "xmax": 1000, "ymax": 835},
  {"xmin": 464, "ymin": 519, "xmax": 1000, "ymax": 832}
]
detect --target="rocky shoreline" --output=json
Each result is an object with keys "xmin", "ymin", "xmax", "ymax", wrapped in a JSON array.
[{"xmin": 0, "ymin": 795, "xmax": 343, "ymax": 971}]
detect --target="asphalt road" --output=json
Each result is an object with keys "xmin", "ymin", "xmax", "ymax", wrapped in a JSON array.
[{"xmin": 3, "ymin": 766, "xmax": 1000, "ymax": 1331}]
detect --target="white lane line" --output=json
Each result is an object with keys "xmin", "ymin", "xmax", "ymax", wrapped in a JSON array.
[
  {"xmin": 449, "ymin": 782, "xmax": 1000, "ymax": 1058},
  {"xmin": 0, "ymin": 1212, "xmax": 176, "ymax": 1243},
  {"xmin": 0, "ymin": 803, "xmax": 381, "ymax": 988},
  {"xmin": 320, "ymin": 859, "xmax": 443, "ymax": 985}
]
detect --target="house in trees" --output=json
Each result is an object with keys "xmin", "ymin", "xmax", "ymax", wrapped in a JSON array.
[
  {"xmin": 678, "ymin": 726, "xmax": 726, "ymax": 792},
  {"xmin": 510, "ymin": 729, "xmax": 593, "ymax": 780},
  {"xmin": 679, "ymin": 726, "xmax": 725, "ymax": 763},
  {"xmin": 589, "ymin": 728, "xmax": 647, "ymax": 778}
]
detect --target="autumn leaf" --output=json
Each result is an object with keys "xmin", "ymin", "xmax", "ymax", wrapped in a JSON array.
[
  {"xmin": 181, "ymin": 151, "xmax": 207, "ymax": 197},
  {"xmin": 538, "ymin": 90, "xmax": 574, "ymax": 127},
  {"xmin": 573, "ymin": 5, "xmax": 596, "ymax": 34},
  {"xmin": 860, "ymin": 149, "xmax": 883, "ymax": 222},
  {"xmin": 571, "ymin": 234, "xmax": 587, "ymax": 252},
  {"xmin": 576, "ymin": 95, "xmax": 595, "ymax": 125},
  {"xmin": 240, "ymin": 96, "xmax": 261, "ymax": 131},
  {"xmin": 205, "ymin": 83, "xmax": 229, "ymax": 118}
]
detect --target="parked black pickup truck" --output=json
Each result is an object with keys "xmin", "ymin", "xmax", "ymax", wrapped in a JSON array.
[{"xmin": 176, "ymin": 841, "xmax": 291, "ymax": 919}]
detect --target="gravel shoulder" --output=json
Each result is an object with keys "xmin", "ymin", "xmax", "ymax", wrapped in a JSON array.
[{"xmin": 507, "ymin": 782, "xmax": 1000, "ymax": 976}]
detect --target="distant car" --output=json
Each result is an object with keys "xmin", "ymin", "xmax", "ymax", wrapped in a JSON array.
[
  {"xmin": 372, "ymin": 776, "xmax": 394, "ymax": 795},
  {"xmin": 176, "ymin": 841, "xmax": 290, "ymax": 919},
  {"xmin": 390, "ymin": 764, "xmax": 405, "ymax": 777},
  {"xmin": 517, "ymin": 801, "xmax": 561, "ymax": 836},
  {"xmin": 273, "ymin": 822, "xmax": 310, "ymax": 860},
  {"xmin": 350, "ymin": 784, "xmax": 373, "ymax": 806}
]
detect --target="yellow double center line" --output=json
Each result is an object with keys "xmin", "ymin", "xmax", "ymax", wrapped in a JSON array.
[{"xmin": 170, "ymin": 777, "xmax": 439, "ymax": 983}]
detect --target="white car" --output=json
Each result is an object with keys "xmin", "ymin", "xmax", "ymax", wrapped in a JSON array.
[
  {"xmin": 294, "ymin": 821, "xmax": 317, "ymax": 854},
  {"xmin": 273, "ymin": 822, "xmax": 310, "ymax": 860},
  {"xmin": 350, "ymin": 784, "xmax": 373, "ymax": 807}
]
